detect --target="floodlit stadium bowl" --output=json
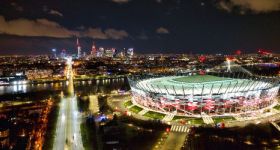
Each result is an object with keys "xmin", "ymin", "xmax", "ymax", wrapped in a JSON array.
[{"xmin": 128, "ymin": 74, "xmax": 280, "ymax": 117}]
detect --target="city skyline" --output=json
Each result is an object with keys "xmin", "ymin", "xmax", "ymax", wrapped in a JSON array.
[{"xmin": 0, "ymin": 0, "xmax": 280, "ymax": 55}]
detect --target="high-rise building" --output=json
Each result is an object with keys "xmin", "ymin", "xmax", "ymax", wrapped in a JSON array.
[
  {"xmin": 97, "ymin": 47, "xmax": 104, "ymax": 57},
  {"xmin": 52, "ymin": 48, "xmax": 57, "ymax": 58},
  {"xmin": 76, "ymin": 38, "xmax": 82, "ymax": 58},
  {"xmin": 127, "ymin": 48, "xmax": 134, "ymax": 58},
  {"xmin": 91, "ymin": 41, "xmax": 97, "ymax": 56},
  {"xmin": 104, "ymin": 48, "xmax": 116, "ymax": 58},
  {"xmin": 60, "ymin": 49, "xmax": 66, "ymax": 58},
  {"xmin": 116, "ymin": 51, "xmax": 125, "ymax": 58}
]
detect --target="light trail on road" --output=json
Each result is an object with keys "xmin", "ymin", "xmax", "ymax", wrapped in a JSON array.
[{"xmin": 53, "ymin": 57, "xmax": 84, "ymax": 150}]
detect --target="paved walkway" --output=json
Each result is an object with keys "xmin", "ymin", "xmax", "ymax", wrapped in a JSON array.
[
  {"xmin": 271, "ymin": 121, "xmax": 280, "ymax": 132},
  {"xmin": 127, "ymin": 104, "xmax": 134, "ymax": 109},
  {"xmin": 201, "ymin": 112, "xmax": 214, "ymax": 124},
  {"xmin": 234, "ymin": 114, "xmax": 246, "ymax": 121},
  {"xmin": 171, "ymin": 125, "xmax": 188, "ymax": 133},
  {"xmin": 234, "ymin": 110, "xmax": 278, "ymax": 122},
  {"xmin": 226, "ymin": 112, "xmax": 280, "ymax": 127},
  {"xmin": 107, "ymin": 95, "xmax": 151, "ymax": 121},
  {"xmin": 162, "ymin": 112, "xmax": 176, "ymax": 122},
  {"xmin": 138, "ymin": 109, "xmax": 149, "ymax": 115},
  {"xmin": 272, "ymin": 108, "xmax": 280, "ymax": 113}
]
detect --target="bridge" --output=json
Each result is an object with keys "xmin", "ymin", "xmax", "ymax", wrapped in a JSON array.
[{"xmin": 53, "ymin": 57, "xmax": 84, "ymax": 150}]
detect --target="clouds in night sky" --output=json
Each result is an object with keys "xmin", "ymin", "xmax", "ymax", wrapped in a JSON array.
[
  {"xmin": 102, "ymin": 29, "xmax": 129, "ymax": 39},
  {"xmin": 10, "ymin": 2, "xmax": 23, "ymax": 12},
  {"xmin": 217, "ymin": 0, "xmax": 280, "ymax": 14},
  {"xmin": 0, "ymin": 16, "xmax": 77, "ymax": 38},
  {"xmin": 156, "ymin": 27, "xmax": 169, "ymax": 34},
  {"xmin": 48, "ymin": 9, "xmax": 63, "ymax": 17},
  {"xmin": 81, "ymin": 28, "xmax": 108, "ymax": 40},
  {"xmin": 83, "ymin": 28, "xmax": 129, "ymax": 40},
  {"xmin": 42, "ymin": 5, "xmax": 63, "ymax": 17},
  {"xmin": 112, "ymin": 0, "xmax": 130, "ymax": 4},
  {"xmin": 0, "ymin": 16, "xmax": 129, "ymax": 40}
]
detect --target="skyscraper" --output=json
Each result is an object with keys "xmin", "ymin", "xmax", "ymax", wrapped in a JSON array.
[
  {"xmin": 76, "ymin": 38, "xmax": 82, "ymax": 58},
  {"xmin": 97, "ymin": 47, "xmax": 104, "ymax": 57},
  {"xmin": 52, "ymin": 48, "xmax": 57, "ymax": 58},
  {"xmin": 91, "ymin": 41, "xmax": 96, "ymax": 57},
  {"xmin": 127, "ymin": 48, "xmax": 134, "ymax": 58},
  {"xmin": 60, "ymin": 48, "xmax": 66, "ymax": 58},
  {"xmin": 104, "ymin": 48, "xmax": 116, "ymax": 58}
]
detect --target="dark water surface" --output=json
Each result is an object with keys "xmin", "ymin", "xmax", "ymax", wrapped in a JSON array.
[{"xmin": 0, "ymin": 78, "xmax": 130, "ymax": 100}]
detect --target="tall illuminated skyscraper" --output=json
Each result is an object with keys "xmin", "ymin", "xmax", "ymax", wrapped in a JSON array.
[
  {"xmin": 97, "ymin": 47, "xmax": 104, "ymax": 57},
  {"xmin": 76, "ymin": 38, "xmax": 82, "ymax": 58},
  {"xmin": 60, "ymin": 48, "xmax": 66, "ymax": 58},
  {"xmin": 52, "ymin": 48, "xmax": 57, "ymax": 58},
  {"xmin": 127, "ymin": 48, "xmax": 134, "ymax": 58},
  {"xmin": 91, "ymin": 41, "xmax": 96, "ymax": 57},
  {"xmin": 104, "ymin": 48, "xmax": 116, "ymax": 58}
]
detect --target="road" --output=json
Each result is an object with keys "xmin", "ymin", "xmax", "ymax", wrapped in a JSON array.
[
  {"xmin": 53, "ymin": 57, "xmax": 84, "ymax": 150},
  {"xmin": 162, "ymin": 132, "xmax": 187, "ymax": 150}
]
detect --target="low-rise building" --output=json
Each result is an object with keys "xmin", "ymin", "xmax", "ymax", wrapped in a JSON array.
[{"xmin": 25, "ymin": 69, "xmax": 53, "ymax": 80}]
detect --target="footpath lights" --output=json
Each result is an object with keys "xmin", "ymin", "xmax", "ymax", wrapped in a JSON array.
[
  {"xmin": 166, "ymin": 128, "xmax": 170, "ymax": 132},
  {"xmin": 96, "ymin": 114, "xmax": 107, "ymax": 122}
]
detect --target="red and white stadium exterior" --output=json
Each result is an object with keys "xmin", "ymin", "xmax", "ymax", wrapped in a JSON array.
[{"xmin": 128, "ymin": 74, "xmax": 280, "ymax": 117}]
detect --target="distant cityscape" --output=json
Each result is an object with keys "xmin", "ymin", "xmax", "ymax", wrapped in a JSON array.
[
  {"xmin": 0, "ymin": 42, "xmax": 279, "ymax": 85},
  {"xmin": 50, "ymin": 38, "xmax": 134, "ymax": 59}
]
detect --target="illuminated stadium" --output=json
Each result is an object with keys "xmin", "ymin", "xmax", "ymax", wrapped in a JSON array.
[{"xmin": 128, "ymin": 63, "xmax": 280, "ymax": 117}]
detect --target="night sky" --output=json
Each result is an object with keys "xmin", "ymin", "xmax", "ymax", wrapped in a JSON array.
[{"xmin": 0, "ymin": 0, "xmax": 280, "ymax": 55}]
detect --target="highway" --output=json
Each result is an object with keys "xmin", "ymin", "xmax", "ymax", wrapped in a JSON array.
[{"xmin": 53, "ymin": 57, "xmax": 84, "ymax": 150}]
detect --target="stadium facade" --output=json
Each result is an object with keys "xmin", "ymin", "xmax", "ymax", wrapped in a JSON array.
[{"xmin": 128, "ymin": 72, "xmax": 279, "ymax": 117}]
